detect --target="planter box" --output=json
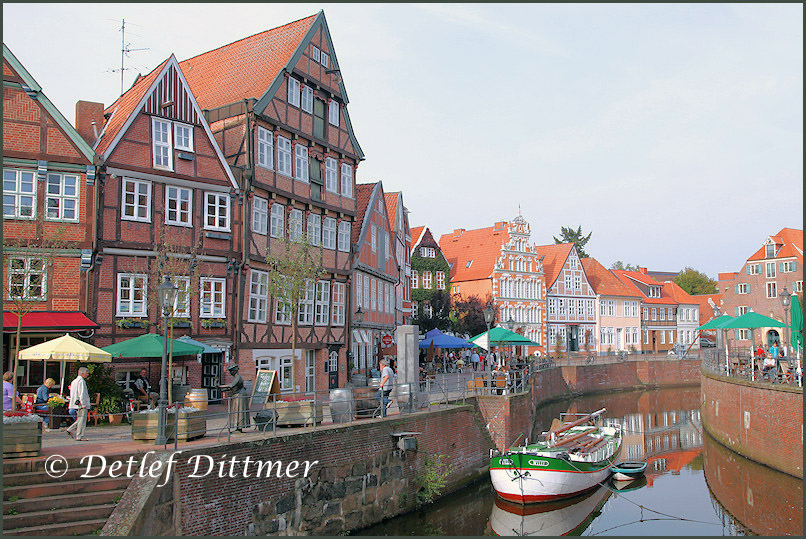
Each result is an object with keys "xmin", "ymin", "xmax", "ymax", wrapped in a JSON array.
[
  {"xmin": 171, "ymin": 321, "xmax": 191, "ymax": 328},
  {"xmin": 118, "ymin": 320, "xmax": 149, "ymax": 329},
  {"xmin": 131, "ymin": 411, "xmax": 206, "ymax": 441},
  {"xmin": 3, "ymin": 421, "xmax": 43, "ymax": 458},
  {"xmin": 273, "ymin": 401, "xmax": 323, "ymax": 427},
  {"xmin": 201, "ymin": 320, "xmax": 226, "ymax": 329}
]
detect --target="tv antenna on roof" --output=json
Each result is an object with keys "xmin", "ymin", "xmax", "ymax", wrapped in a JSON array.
[{"xmin": 108, "ymin": 19, "xmax": 149, "ymax": 96}]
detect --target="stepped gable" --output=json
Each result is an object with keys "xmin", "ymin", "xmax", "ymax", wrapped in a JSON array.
[
  {"xmin": 179, "ymin": 14, "xmax": 317, "ymax": 111},
  {"xmin": 531, "ymin": 243, "xmax": 574, "ymax": 289},
  {"xmin": 438, "ymin": 226, "xmax": 509, "ymax": 282},
  {"xmin": 580, "ymin": 258, "xmax": 641, "ymax": 298}
]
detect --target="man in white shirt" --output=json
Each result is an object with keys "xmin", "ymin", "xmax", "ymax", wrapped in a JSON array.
[
  {"xmin": 378, "ymin": 359, "xmax": 395, "ymax": 417},
  {"xmin": 66, "ymin": 367, "xmax": 91, "ymax": 441}
]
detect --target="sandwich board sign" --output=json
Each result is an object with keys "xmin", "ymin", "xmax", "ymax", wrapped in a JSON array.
[{"xmin": 250, "ymin": 369, "xmax": 280, "ymax": 407}]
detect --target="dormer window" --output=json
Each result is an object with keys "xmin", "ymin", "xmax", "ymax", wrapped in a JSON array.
[
  {"xmin": 765, "ymin": 243, "xmax": 777, "ymax": 258},
  {"xmin": 466, "ymin": 260, "xmax": 473, "ymax": 268}
]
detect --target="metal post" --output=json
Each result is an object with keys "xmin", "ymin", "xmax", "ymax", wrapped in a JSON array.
[{"xmin": 155, "ymin": 315, "xmax": 170, "ymax": 446}]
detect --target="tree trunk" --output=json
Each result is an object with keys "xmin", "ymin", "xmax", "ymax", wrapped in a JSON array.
[
  {"xmin": 168, "ymin": 321, "xmax": 174, "ymax": 403},
  {"xmin": 12, "ymin": 318, "xmax": 22, "ymax": 411}
]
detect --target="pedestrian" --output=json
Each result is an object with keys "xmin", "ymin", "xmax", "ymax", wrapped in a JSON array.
[
  {"xmin": 66, "ymin": 367, "xmax": 91, "ymax": 441},
  {"xmin": 378, "ymin": 358, "xmax": 395, "ymax": 417},
  {"xmin": 3, "ymin": 371, "xmax": 22, "ymax": 411},
  {"xmin": 470, "ymin": 349, "xmax": 480, "ymax": 372},
  {"xmin": 479, "ymin": 353, "xmax": 485, "ymax": 372},
  {"xmin": 771, "ymin": 341, "xmax": 780, "ymax": 360}
]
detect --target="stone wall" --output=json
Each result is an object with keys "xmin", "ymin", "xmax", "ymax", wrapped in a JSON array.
[{"xmin": 700, "ymin": 368, "xmax": 803, "ymax": 478}]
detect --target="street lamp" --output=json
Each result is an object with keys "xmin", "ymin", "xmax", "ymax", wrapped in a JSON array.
[
  {"xmin": 711, "ymin": 303, "xmax": 727, "ymax": 372},
  {"xmin": 155, "ymin": 275, "xmax": 178, "ymax": 446},
  {"xmin": 780, "ymin": 287, "xmax": 791, "ymax": 356},
  {"xmin": 505, "ymin": 317, "xmax": 515, "ymax": 364},
  {"xmin": 483, "ymin": 305, "xmax": 495, "ymax": 366}
]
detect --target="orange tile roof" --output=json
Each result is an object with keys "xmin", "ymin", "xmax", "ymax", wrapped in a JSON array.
[
  {"xmin": 439, "ymin": 226, "xmax": 509, "ymax": 282},
  {"xmin": 95, "ymin": 57, "xmax": 171, "ymax": 157},
  {"xmin": 580, "ymin": 258, "xmax": 642, "ymax": 298},
  {"xmin": 179, "ymin": 14, "xmax": 317, "ymax": 110},
  {"xmin": 747, "ymin": 228, "xmax": 803, "ymax": 262},
  {"xmin": 663, "ymin": 281, "xmax": 697, "ymax": 304},
  {"xmin": 353, "ymin": 182, "xmax": 377, "ymax": 244},
  {"xmin": 410, "ymin": 226, "xmax": 425, "ymax": 246},
  {"xmin": 531, "ymin": 243, "xmax": 574, "ymax": 288},
  {"xmin": 384, "ymin": 192, "xmax": 399, "ymax": 232},
  {"xmin": 690, "ymin": 293, "xmax": 723, "ymax": 324},
  {"xmin": 611, "ymin": 270, "xmax": 678, "ymax": 305}
]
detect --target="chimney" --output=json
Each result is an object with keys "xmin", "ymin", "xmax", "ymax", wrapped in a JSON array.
[
  {"xmin": 639, "ymin": 267, "xmax": 648, "ymax": 275},
  {"xmin": 453, "ymin": 228, "xmax": 465, "ymax": 238},
  {"xmin": 76, "ymin": 101, "xmax": 104, "ymax": 146}
]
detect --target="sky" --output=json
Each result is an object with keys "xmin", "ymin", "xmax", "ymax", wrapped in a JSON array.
[{"xmin": 3, "ymin": 3, "xmax": 802, "ymax": 280}]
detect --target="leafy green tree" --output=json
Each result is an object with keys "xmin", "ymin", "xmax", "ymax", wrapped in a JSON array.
[
  {"xmin": 450, "ymin": 295, "xmax": 491, "ymax": 337},
  {"xmin": 417, "ymin": 290, "xmax": 452, "ymax": 333},
  {"xmin": 674, "ymin": 267, "xmax": 717, "ymax": 295},
  {"xmin": 610, "ymin": 260, "xmax": 641, "ymax": 271},
  {"xmin": 553, "ymin": 226, "xmax": 592, "ymax": 258}
]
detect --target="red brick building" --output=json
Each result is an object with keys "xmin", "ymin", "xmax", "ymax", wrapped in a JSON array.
[
  {"xmin": 385, "ymin": 192, "xmax": 412, "ymax": 326},
  {"xmin": 612, "ymin": 269, "xmax": 680, "ymax": 354},
  {"xmin": 716, "ymin": 228, "xmax": 803, "ymax": 349},
  {"xmin": 86, "ymin": 55, "xmax": 240, "ymax": 395},
  {"xmin": 351, "ymin": 182, "xmax": 398, "ymax": 375},
  {"xmin": 2, "ymin": 44, "xmax": 100, "ymax": 385},
  {"xmin": 180, "ymin": 12, "xmax": 363, "ymax": 392}
]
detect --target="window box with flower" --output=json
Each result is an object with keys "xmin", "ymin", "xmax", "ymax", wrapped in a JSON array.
[
  {"xmin": 201, "ymin": 318, "xmax": 227, "ymax": 329},
  {"xmin": 169, "ymin": 318, "xmax": 191, "ymax": 328},
  {"xmin": 117, "ymin": 317, "xmax": 150, "ymax": 329}
]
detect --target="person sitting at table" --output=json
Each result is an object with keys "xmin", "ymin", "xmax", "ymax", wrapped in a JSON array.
[
  {"xmin": 34, "ymin": 378, "xmax": 56, "ymax": 413},
  {"xmin": 762, "ymin": 353, "xmax": 776, "ymax": 380},
  {"xmin": 755, "ymin": 345, "xmax": 766, "ymax": 359},
  {"xmin": 134, "ymin": 369, "xmax": 157, "ymax": 408},
  {"xmin": 3, "ymin": 371, "xmax": 22, "ymax": 411},
  {"xmin": 770, "ymin": 341, "xmax": 780, "ymax": 361}
]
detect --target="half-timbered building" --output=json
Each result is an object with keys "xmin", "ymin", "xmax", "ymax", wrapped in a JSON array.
[
  {"xmin": 2, "ymin": 44, "xmax": 100, "ymax": 386},
  {"xmin": 612, "ymin": 269, "xmax": 679, "ymax": 354},
  {"xmin": 86, "ymin": 55, "xmax": 240, "ymax": 395},
  {"xmin": 180, "ymin": 11, "xmax": 362, "ymax": 391},
  {"xmin": 385, "ymin": 192, "xmax": 412, "ymax": 326}
]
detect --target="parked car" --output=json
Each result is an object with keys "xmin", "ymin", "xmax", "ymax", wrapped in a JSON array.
[{"xmin": 700, "ymin": 337, "xmax": 716, "ymax": 348}]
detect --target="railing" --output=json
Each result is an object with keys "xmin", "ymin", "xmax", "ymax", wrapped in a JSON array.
[{"xmin": 702, "ymin": 349, "xmax": 802, "ymax": 388}]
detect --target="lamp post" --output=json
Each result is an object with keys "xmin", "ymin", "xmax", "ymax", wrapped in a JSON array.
[
  {"xmin": 505, "ymin": 316, "xmax": 515, "ymax": 365},
  {"xmin": 780, "ymin": 287, "xmax": 791, "ymax": 357},
  {"xmin": 155, "ymin": 275, "xmax": 178, "ymax": 446},
  {"xmin": 483, "ymin": 305, "xmax": 495, "ymax": 366}
]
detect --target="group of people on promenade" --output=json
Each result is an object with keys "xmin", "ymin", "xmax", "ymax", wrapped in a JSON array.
[{"xmin": 422, "ymin": 348, "xmax": 516, "ymax": 375}]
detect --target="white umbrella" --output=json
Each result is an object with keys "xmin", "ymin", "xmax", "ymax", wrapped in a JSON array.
[{"xmin": 18, "ymin": 334, "xmax": 112, "ymax": 393}]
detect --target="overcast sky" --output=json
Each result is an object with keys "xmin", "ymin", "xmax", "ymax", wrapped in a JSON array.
[{"xmin": 4, "ymin": 3, "xmax": 802, "ymax": 280}]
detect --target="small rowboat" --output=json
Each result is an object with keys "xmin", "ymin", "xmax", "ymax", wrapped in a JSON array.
[{"xmin": 610, "ymin": 461, "xmax": 647, "ymax": 481}]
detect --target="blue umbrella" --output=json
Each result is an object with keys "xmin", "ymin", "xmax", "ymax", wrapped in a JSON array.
[{"xmin": 418, "ymin": 328, "xmax": 474, "ymax": 349}]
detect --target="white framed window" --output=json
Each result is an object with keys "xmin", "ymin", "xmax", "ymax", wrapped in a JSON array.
[
  {"xmin": 574, "ymin": 276, "xmax": 581, "ymax": 290},
  {"xmin": 660, "ymin": 331, "xmax": 665, "ymax": 345},
  {"xmin": 298, "ymin": 280, "xmax": 315, "ymax": 325},
  {"xmin": 607, "ymin": 300, "xmax": 615, "ymax": 316},
  {"xmin": 270, "ymin": 203, "xmax": 285, "ymax": 238},
  {"xmin": 257, "ymin": 127, "xmax": 273, "ymax": 169},
  {"xmin": 578, "ymin": 301, "xmax": 584, "ymax": 316},
  {"xmin": 289, "ymin": 208, "xmax": 303, "ymax": 240},
  {"xmin": 340, "ymin": 163, "xmax": 353, "ymax": 198},
  {"xmin": 338, "ymin": 221, "xmax": 351, "ymax": 252},
  {"xmin": 315, "ymin": 280, "xmax": 330, "ymax": 325},
  {"xmin": 172, "ymin": 277, "xmax": 191, "ymax": 318},
  {"xmin": 3, "ymin": 169, "xmax": 36, "ymax": 219},
  {"xmin": 736, "ymin": 329, "xmax": 752, "ymax": 340},
  {"xmin": 252, "ymin": 197, "xmax": 268, "ymax": 235},
  {"xmin": 436, "ymin": 271, "xmax": 445, "ymax": 290},
  {"xmin": 355, "ymin": 273, "xmax": 363, "ymax": 308},
  {"xmin": 548, "ymin": 298, "xmax": 556, "ymax": 317},
  {"xmin": 667, "ymin": 308, "xmax": 674, "ymax": 320},
  {"xmin": 204, "ymin": 192, "xmax": 230, "ymax": 231},
  {"xmin": 45, "ymin": 173, "xmax": 79, "ymax": 222},
  {"xmin": 307, "ymin": 213, "xmax": 321, "ymax": 246},
  {"xmin": 322, "ymin": 217, "xmax": 337, "ymax": 249},
  {"xmin": 332, "ymin": 282, "xmax": 345, "ymax": 326},
  {"xmin": 6, "ymin": 258, "xmax": 46, "ymax": 300},
  {"xmin": 766, "ymin": 282, "xmax": 777, "ymax": 298},
  {"xmin": 651, "ymin": 308, "xmax": 657, "ymax": 321},
  {"xmin": 565, "ymin": 275, "xmax": 572, "ymax": 290},
  {"xmin": 600, "ymin": 301, "xmax": 607, "ymax": 316},
  {"xmin": 324, "ymin": 157, "xmax": 338, "ymax": 192},
  {"xmin": 782, "ymin": 260, "xmax": 797, "ymax": 272},
  {"xmin": 311, "ymin": 45, "xmax": 320, "ymax": 62},
  {"xmin": 165, "ymin": 186, "xmax": 192, "ymax": 226},
  {"xmin": 370, "ymin": 278, "xmax": 377, "ymax": 311},
  {"xmin": 152, "ymin": 117, "xmax": 173, "ymax": 170},
  {"xmin": 329, "ymin": 100, "xmax": 339, "ymax": 126},
  {"xmin": 275, "ymin": 298, "xmax": 291, "ymax": 325},
  {"xmin": 363, "ymin": 274, "xmax": 370, "ymax": 310},
  {"xmin": 765, "ymin": 262, "xmax": 776, "ymax": 279},
  {"xmin": 748, "ymin": 263, "xmax": 762, "ymax": 275},
  {"xmin": 587, "ymin": 299, "xmax": 594, "ymax": 317},
  {"xmin": 643, "ymin": 307, "xmax": 649, "ymax": 320},
  {"xmin": 420, "ymin": 247, "xmax": 436, "ymax": 258},
  {"xmin": 256, "ymin": 355, "xmax": 293, "ymax": 391},
  {"xmin": 122, "ymin": 178, "xmax": 151, "ymax": 222},
  {"xmin": 305, "ymin": 350, "xmax": 315, "ymax": 393},
  {"xmin": 737, "ymin": 283, "xmax": 749, "ymax": 294},
  {"xmin": 422, "ymin": 271, "xmax": 432, "ymax": 289},
  {"xmin": 370, "ymin": 225, "xmax": 377, "ymax": 252},
  {"xmin": 288, "ymin": 77, "xmax": 300, "ymax": 107},
  {"xmin": 301, "ymin": 85, "xmax": 313, "ymax": 113},
  {"xmin": 277, "ymin": 136, "xmax": 292, "ymax": 177},
  {"xmin": 412, "ymin": 270, "xmax": 419, "ymax": 289},
  {"xmin": 116, "ymin": 273, "xmax": 147, "ymax": 317},
  {"xmin": 794, "ymin": 281, "xmax": 803, "ymax": 293},
  {"xmin": 321, "ymin": 52, "xmax": 329, "ymax": 68},
  {"xmin": 248, "ymin": 270, "xmax": 269, "ymax": 322},
  {"xmin": 200, "ymin": 278, "xmax": 225, "ymax": 317},
  {"xmin": 295, "ymin": 145, "xmax": 309, "ymax": 182},
  {"xmin": 173, "ymin": 122, "xmax": 193, "ymax": 152}
]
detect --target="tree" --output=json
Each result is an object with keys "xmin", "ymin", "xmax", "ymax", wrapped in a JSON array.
[
  {"xmin": 417, "ymin": 290, "xmax": 452, "ymax": 334},
  {"xmin": 2, "ymin": 229, "xmax": 70, "ymax": 410},
  {"xmin": 674, "ymin": 267, "xmax": 717, "ymax": 295},
  {"xmin": 265, "ymin": 233, "xmax": 325, "ymax": 387},
  {"xmin": 553, "ymin": 226, "xmax": 592, "ymax": 258},
  {"xmin": 610, "ymin": 260, "xmax": 641, "ymax": 271},
  {"xmin": 450, "ymin": 295, "xmax": 491, "ymax": 337}
]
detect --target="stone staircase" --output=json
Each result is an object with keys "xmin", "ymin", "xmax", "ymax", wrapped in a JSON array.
[{"xmin": 2, "ymin": 455, "xmax": 136, "ymax": 536}]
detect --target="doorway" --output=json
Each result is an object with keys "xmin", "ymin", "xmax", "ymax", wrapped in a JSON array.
[
  {"xmin": 766, "ymin": 330, "xmax": 780, "ymax": 347},
  {"xmin": 568, "ymin": 326, "xmax": 579, "ymax": 352}
]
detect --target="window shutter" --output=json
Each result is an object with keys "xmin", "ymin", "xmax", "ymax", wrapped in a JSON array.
[
  {"xmin": 734, "ymin": 307, "xmax": 739, "ymax": 315},
  {"xmin": 734, "ymin": 284, "xmax": 739, "ymax": 294},
  {"xmin": 746, "ymin": 284, "xmax": 750, "ymax": 293},
  {"xmin": 792, "ymin": 261, "xmax": 797, "ymax": 271},
  {"xmin": 779, "ymin": 261, "xmax": 785, "ymax": 272},
  {"xmin": 746, "ymin": 266, "xmax": 751, "ymax": 275}
]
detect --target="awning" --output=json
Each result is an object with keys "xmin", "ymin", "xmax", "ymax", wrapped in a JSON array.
[
  {"xmin": 353, "ymin": 329, "xmax": 370, "ymax": 345},
  {"xmin": 177, "ymin": 336, "xmax": 222, "ymax": 354},
  {"xmin": 3, "ymin": 311, "xmax": 99, "ymax": 333}
]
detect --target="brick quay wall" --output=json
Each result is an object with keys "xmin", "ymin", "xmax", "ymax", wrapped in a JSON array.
[{"xmin": 700, "ymin": 368, "xmax": 803, "ymax": 479}]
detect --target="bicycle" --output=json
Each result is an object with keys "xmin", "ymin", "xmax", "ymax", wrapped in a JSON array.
[
  {"xmin": 584, "ymin": 353, "xmax": 596, "ymax": 365},
  {"xmin": 616, "ymin": 350, "xmax": 627, "ymax": 362}
]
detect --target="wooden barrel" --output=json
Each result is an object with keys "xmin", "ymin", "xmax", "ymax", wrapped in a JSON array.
[{"xmin": 184, "ymin": 388, "xmax": 208, "ymax": 411}]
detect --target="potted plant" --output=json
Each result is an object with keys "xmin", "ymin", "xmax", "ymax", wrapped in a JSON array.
[
  {"xmin": 46, "ymin": 395, "xmax": 67, "ymax": 429},
  {"xmin": 3, "ymin": 412, "xmax": 43, "ymax": 458},
  {"xmin": 116, "ymin": 317, "xmax": 149, "ymax": 329},
  {"xmin": 98, "ymin": 396, "xmax": 124, "ymax": 425},
  {"xmin": 201, "ymin": 317, "xmax": 227, "ymax": 329}
]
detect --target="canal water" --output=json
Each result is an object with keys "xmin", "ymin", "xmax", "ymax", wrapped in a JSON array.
[{"xmin": 353, "ymin": 387, "xmax": 803, "ymax": 536}]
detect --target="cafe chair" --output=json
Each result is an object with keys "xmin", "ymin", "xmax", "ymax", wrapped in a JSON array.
[
  {"xmin": 87, "ymin": 393, "xmax": 101, "ymax": 426},
  {"xmin": 778, "ymin": 361, "xmax": 792, "ymax": 384}
]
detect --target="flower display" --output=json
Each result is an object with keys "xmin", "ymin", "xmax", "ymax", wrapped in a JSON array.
[
  {"xmin": 47, "ymin": 395, "xmax": 66, "ymax": 408},
  {"xmin": 3, "ymin": 411, "xmax": 44, "ymax": 424}
]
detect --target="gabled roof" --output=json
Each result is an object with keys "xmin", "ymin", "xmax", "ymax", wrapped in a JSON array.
[
  {"xmin": 747, "ymin": 228, "xmax": 803, "ymax": 262},
  {"xmin": 663, "ymin": 281, "xmax": 697, "ymax": 305},
  {"xmin": 691, "ymin": 293, "xmax": 723, "ymax": 324},
  {"xmin": 531, "ymin": 243, "xmax": 574, "ymax": 289},
  {"xmin": 180, "ymin": 11, "xmax": 364, "ymax": 160},
  {"xmin": 94, "ymin": 55, "xmax": 236, "ymax": 189},
  {"xmin": 580, "ymin": 258, "xmax": 641, "ymax": 298},
  {"xmin": 410, "ymin": 226, "xmax": 426, "ymax": 254},
  {"xmin": 353, "ymin": 182, "xmax": 378, "ymax": 245},
  {"xmin": 439, "ymin": 226, "xmax": 509, "ymax": 282},
  {"xmin": 611, "ymin": 270, "xmax": 678, "ymax": 305},
  {"xmin": 2, "ymin": 43, "xmax": 96, "ymax": 164},
  {"xmin": 384, "ymin": 192, "xmax": 399, "ymax": 232}
]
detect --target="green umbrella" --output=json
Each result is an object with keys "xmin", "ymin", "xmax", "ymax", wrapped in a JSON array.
[
  {"xmin": 696, "ymin": 314, "xmax": 735, "ymax": 330},
  {"xmin": 720, "ymin": 311, "xmax": 786, "ymax": 329},
  {"xmin": 790, "ymin": 294, "xmax": 803, "ymax": 352},
  {"xmin": 469, "ymin": 326, "xmax": 540, "ymax": 351},
  {"xmin": 101, "ymin": 333, "xmax": 204, "ymax": 358}
]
